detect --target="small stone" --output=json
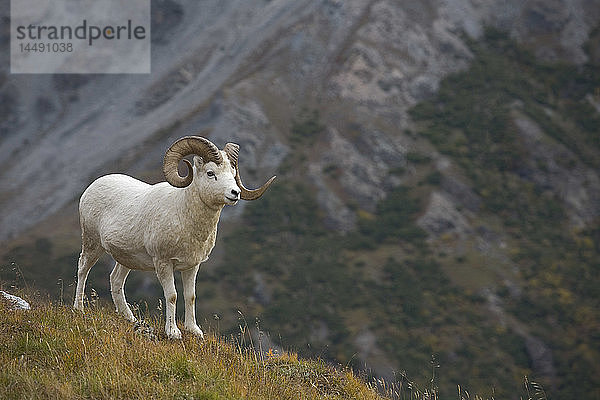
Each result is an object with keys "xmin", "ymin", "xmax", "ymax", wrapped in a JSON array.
[{"xmin": 0, "ymin": 291, "xmax": 31, "ymax": 310}]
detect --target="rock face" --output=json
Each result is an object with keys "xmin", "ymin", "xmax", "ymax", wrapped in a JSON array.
[
  {"xmin": 417, "ymin": 191, "xmax": 472, "ymax": 239},
  {"xmin": 0, "ymin": 0, "xmax": 598, "ymax": 243},
  {"xmin": 512, "ymin": 112, "xmax": 600, "ymax": 227}
]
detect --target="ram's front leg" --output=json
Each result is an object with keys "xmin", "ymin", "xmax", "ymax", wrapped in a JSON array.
[
  {"xmin": 181, "ymin": 264, "xmax": 204, "ymax": 338},
  {"xmin": 155, "ymin": 260, "xmax": 182, "ymax": 340}
]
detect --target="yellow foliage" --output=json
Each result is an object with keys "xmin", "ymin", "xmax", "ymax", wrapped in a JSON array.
[
  {"xmin": 557, "ymin": 288, "xmax": 574, "ymax": 305},
  {"xmin": 357, "ymin": 209, "xmax": 376, "ymax": 221}
]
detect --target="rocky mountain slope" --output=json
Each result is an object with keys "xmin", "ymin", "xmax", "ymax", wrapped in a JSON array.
[
  {"xmin": 1, "ymin": 0, "xmax": 597, "ymax": 241},
  {"xmin": 1, "ymin": 0, "xmax": 599, "ymax": 398}
]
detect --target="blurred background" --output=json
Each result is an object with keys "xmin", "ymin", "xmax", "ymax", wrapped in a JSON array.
[{"xmin": 1, "ymin": 0, "xmax": 599, "ymax": 397}]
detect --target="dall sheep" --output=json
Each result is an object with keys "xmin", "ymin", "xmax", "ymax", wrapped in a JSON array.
[{"xmin": 73, "ymin": 136, "xmax": 275, "ymax": 339}]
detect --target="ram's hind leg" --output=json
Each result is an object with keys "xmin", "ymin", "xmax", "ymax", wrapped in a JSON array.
[
  {"xmin": 73, "ymin": 240, "xmax": 103, "ymax": 311},
  {"xmin": 110, "ymin": 262, "xmax": 135, "ymax": 322}
]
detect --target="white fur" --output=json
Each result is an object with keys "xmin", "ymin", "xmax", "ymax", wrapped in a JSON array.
[{"xmin": 73, "ymin": 153, "xmax": 240, "ymax": 339}]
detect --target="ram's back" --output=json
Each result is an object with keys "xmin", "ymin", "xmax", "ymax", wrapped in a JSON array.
[
  {"xmin": 79, "ymin": 174, "xmax": 148, "ymax": 221},
  {"xmin": 80, "ymin": 175, "xmax": 144, "ymax": 245}
]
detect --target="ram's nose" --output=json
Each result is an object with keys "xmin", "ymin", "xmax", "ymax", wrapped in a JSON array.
[{"xmin": 226, "ymin": 188, "xmax": 240, "ymax": 203}]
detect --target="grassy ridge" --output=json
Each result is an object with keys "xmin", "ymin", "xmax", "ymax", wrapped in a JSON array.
[{"xmin": 0, "ymin": 295, "xmax": 385, "ymax": 400}]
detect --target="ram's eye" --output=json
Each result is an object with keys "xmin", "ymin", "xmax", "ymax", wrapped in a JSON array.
[{"xmin": 207, "ymin": 170, "xmax": 216, "ymax": 179}]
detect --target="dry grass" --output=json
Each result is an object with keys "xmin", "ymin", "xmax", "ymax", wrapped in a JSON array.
[
  {"xmin": 0, "ymin": 289, "xmax": 549, "ymax": 400},
  {"xmin": 0, "ymin": 292, "xmax": 387, "ymax": 400}
]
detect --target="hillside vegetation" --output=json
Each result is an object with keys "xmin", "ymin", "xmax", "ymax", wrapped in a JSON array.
[
  {"xmin": 0, "ymin": 292, "xmax": 553, "ymax": 400},
  {"xmin": 0, "ymin": 295, "xmax": 386, "ymax": 400}
]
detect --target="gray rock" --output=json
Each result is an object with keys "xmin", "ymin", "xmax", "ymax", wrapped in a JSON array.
[
  {"xmin": 0, "ymin": 291, "xmax": 31, "ymax": 310},
  {"xmin": 513, "ymin": 112, "xmax": 600, "ymax": 227},
  {"xmin": 417, "ymin": 191, "xmax": 472, "ymax": 238},
  {"xmin": 441, "ymin": 175, "xmax": 482, "ymax": 212}
]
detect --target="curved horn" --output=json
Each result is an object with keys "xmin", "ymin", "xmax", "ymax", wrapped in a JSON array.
[
  {"xmin": 163, "ymin": 136, "xmax": 223, "ymax": 188},
  {"xmin": 224, "ymin": 142, "xmax": 276, "ymax": 200}
]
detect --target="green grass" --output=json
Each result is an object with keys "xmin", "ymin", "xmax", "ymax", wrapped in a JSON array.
[{"xmin": 0, "ymin": 294, "xmax": 386, "ymax": 400}]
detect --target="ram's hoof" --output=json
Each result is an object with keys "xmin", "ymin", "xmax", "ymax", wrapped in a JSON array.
[
  {"xmin": 166, "ymin": 325, "xmax": 182, "ymax": 340},
  {"xmin": 185, "ymin": 324, "xmax": 204, "ymax": 338}
]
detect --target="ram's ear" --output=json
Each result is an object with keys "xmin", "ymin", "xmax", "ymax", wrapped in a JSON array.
[{"xmin": 192, "ymin": 155, "xmax": 204, "ymax": 169}]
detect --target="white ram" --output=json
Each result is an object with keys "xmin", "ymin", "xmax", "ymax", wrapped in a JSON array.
[{"xmin": 73, "ymin": 136, "xmax": 275, "ymax": 339}]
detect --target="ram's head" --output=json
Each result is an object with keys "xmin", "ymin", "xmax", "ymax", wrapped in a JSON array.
[{"xmin": 163, "ymin": 136, "xmax": 275, "ymax": 205}]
